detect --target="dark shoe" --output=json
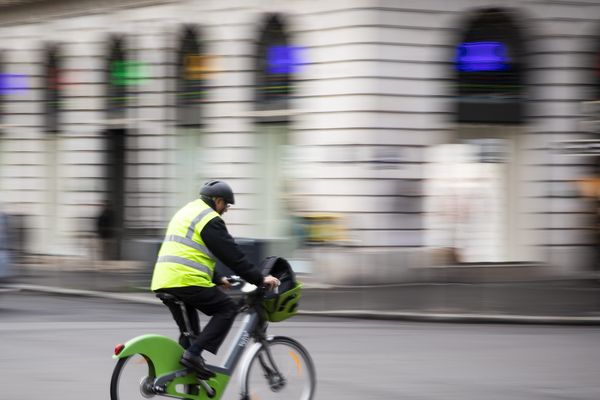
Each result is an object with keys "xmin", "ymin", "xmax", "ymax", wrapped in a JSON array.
[
  {"xmin": 178, "ymin": 334, "xmax": 192, "ymax": 350},
  {"xmin": 180, "ymin": 350, "xmax": 215, "ymax": 379}
]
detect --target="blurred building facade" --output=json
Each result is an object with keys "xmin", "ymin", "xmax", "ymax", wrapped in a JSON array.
[{"xmin": 0, "ymin": 0, "xmax": 597, "ymax": 282}]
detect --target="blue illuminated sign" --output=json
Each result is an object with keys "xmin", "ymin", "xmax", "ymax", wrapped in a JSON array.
[
  {"xmin": 0, "ymin": 74, "xmax": 28, "ymax": 94},
  {"xmin": 267, "ymin": 45, "xmax": 305, "ymax": 74},
  {"xmin": 455, "ymin": 41, "xmax": 510, "ymax": 72}
]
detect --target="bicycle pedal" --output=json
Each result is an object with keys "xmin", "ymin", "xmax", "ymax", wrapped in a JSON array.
[{"xmin": 182, "ymin": 366, "xmax": 215, "ymax": 380}]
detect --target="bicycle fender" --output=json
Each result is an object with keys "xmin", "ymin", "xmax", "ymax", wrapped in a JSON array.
[
  {"xmin": 237, "ymin": 341, "xmax": 264, "ymax": 390},
  {"xmin": 114, "ymin": 334, "xmax": 184, "ymax": 376},
  {"xmin": 114, "ymin": 335, "xmax": 232, "ymax": 400}
]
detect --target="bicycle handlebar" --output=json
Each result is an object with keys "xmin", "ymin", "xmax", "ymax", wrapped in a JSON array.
[
  {"xmin": 225, "ymin": 275, "xmax": 244, "ymax": 286},
  {"xmin": 225, "ymin": 275, "xmax": 279, "ymax": 295}
]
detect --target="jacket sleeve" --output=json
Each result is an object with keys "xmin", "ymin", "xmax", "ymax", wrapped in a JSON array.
[{"xmin": 200, "ymin": 217, "xmax": 264, "ymax": 286}]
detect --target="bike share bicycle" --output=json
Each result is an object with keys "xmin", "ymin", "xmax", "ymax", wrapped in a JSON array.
[{"xmin": 110, "ymin": 256, "xmax": 316, "ymax": 400}]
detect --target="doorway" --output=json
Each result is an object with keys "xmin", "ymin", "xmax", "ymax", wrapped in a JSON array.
[
  {"xmin": 175, "ymin": 127, "xmax": 204, "ymax": 205},
  {"xmin": 104, "ymin": 127, "xmax": 126, "ymax": 258},
  {"xmin": 256, "ymin": 124, "xmax": 291, "ymax": 241},
  {"xmin": 425, "ymin": 125, "xmax": 522, "ymax": 262}
]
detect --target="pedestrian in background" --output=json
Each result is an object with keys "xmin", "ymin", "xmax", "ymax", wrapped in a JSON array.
[{"xmin": 96, "ymin": 201, "xmax": 116, "ymax": 260}]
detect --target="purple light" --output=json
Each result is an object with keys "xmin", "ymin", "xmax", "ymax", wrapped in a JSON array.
[
  {"xmin": 455, "ymin": 41, "xmax": 510, "ymax": 72},
  {"xmin": 0, "ymin": 74, "xmax": 29, "ymax": 94},
  {"xmin": 267, "ymin": 46, "xmax": 306, "ymax": 74}
]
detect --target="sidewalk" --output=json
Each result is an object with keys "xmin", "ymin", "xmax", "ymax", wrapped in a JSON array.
[{"xmin": 3, "ymin": 256, "xmax": 600, "ymax": 325}]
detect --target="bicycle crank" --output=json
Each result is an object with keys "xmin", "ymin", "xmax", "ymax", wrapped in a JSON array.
[{"xmin": 139, "ymin": 376, "xmax": 156, "ymax": 398}]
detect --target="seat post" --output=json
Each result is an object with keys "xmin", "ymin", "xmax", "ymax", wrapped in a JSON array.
[
  {"xmin": 177, "ymin": 300, "xmax": 196, "ymax": 339},
  {"xmin": 156, "ymin": 292, "xmax": 199, "ymax": 340}
]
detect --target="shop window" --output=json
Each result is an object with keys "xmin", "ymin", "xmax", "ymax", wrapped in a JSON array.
[
  {"xmin": 106, "ymin": 35, "xmax": 129, "ymax": 120},
  {"xmin": 44, "ymin": 43, "xmax": 61, "ymax": 133},
  {"xmin": 0, "ymin": 52, "xmax": 3, "ymax": 129},
  {"xmin": 176, "ymin": 25, "xmax": 206, "ymax": 127},
  {"xmin": 454, "ymin": 8, "xmax": 526, "ymax": 124},
  {"xmin": 255, "ymin": 14, "xmax": 297, "ymax": 122},
  {"xmin": 595, "ymin": 29, "xmax": 600, "ymax": 102}
]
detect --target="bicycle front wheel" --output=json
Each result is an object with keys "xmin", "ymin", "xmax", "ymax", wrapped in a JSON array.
[
  {"xmin": 110, "ymin": 354, "xmax": 156, "ymax": 400},
  {"xmin": 243, "ymin": 336, "xmax": 316, "ymax": 400}
]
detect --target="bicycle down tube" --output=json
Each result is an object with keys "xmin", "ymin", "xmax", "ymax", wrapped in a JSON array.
[{"xmin": 208, "ymin": 310, "xmax": 262, "ymax": 376}]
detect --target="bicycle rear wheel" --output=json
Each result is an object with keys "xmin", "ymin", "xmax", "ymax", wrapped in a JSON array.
[
  {"xmin": 110, "ymin": 354, "xmax": 156, "ymax": 400},
  {"xmin": 243, "ymin": 336, "xmax": 316, "ymax": 400}
]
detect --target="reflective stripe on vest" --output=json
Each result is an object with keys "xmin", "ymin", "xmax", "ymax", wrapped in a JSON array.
[
  {"xmin": 156, "ymin": 255, "xmax": 213, "ymax": 277},
  {"xmin": 163, "ymin": 234, "xmax": 213, "ymax": 257},
  {"xmin": 187, "ymin": 208, "xmax": 214, "ymax": 239}
]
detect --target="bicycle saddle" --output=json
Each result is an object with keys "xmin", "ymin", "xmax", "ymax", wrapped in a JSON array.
[{"xmin": 155, "ymin": 292, "xmax": 182, "ymax": 303}]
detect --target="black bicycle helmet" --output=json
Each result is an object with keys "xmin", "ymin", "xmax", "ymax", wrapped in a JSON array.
[{"xmin": 199, "ymin": 180, "xmax": 235, "ymax": 205}]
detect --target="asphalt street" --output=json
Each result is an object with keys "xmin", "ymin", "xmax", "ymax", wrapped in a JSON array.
[{"xmin": 1, "ymin": 291, "xmax": 600, "ymax": 400}]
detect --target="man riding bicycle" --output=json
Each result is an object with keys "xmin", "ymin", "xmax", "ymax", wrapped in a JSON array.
[{"xmin": 151, "ymin": 180, "xmax": 280, "ymax": 379}]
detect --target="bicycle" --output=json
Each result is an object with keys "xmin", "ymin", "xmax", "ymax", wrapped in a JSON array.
[{"xmin": 110, "ymin": 259, "xmax": 316, "ymax": 400}]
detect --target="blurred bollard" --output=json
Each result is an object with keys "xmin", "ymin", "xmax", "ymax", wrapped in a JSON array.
[
  {"xmin": 0, "ymin": 211, "xmax": 12, "ymax": 280},
  {"xmin": 0, "ymin": 212, "xmax": 26, "ymax": 280},
  {"xmin": 8, "ymin": 214, "xmax": 27, "ymax": 262}
]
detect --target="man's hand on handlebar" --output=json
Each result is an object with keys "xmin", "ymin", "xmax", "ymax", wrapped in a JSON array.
[
  {"xmin": 220, "ymin": 275, "xmax": 279, "ymax": 292},
  {"xmin": 219, "ymin": 276, "xmax": 233, "ymax": 289},
  {"xmin": 263, "ymin": 275, "xmax": 280, "ymax": 291}
]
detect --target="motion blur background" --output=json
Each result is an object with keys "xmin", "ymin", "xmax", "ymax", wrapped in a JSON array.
[{"xmin": 0, "ymin": 0, "xmax": 599, "ymax": 285}]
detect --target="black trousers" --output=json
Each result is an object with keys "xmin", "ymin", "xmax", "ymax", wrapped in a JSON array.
[{"xmin": 157, "ymin": 285, "xmax": 238, "ymax": 355}]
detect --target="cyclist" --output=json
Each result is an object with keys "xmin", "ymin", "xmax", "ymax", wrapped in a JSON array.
[{"xmin": 151, "ymin": 180, "xmax": 280, "ymax": 379}]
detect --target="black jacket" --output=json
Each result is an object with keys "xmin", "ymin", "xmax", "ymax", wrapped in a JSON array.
[{"xmin": 200, "ymin": 216, "xmax": 264, "ymax": 287}]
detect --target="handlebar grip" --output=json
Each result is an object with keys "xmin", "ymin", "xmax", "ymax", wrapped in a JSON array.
[{"xmin": 226, "ymin": 275, "xmax": 243, "ymax": 286}]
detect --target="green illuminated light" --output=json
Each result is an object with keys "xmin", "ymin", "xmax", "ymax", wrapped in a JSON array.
[{"xmin": 111, "ymin": 61, "xmax": 149, "ymax": 86}]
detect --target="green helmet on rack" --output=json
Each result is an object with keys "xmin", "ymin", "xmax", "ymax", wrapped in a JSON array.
[
  {"xmin": 259, "ymin": 256, "xmax": 302, "ymax": 322},
  {"xmin": 262, "ymin": 282, "xmax": 302, "ymax": 322}
]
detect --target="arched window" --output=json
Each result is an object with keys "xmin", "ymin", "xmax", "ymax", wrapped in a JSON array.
[
  {"xmin": 176, "ymin": 25, "xmax": 205, "ymax": 126},
  {"xmin": 594, "ymin": 28, "xmax": 600, "ymax": 101},
  {"xmin": 0, "ymin": 52, "xmax": 4, "ymax": 129},
  {"xmin": 106, "ymin": 35, "xmax": 128, "ymax": 120},
  {"xmin": 44, "ymin": 43, "xmax": 61, "ymax": 133},
  {"xmin": 255, "ymin": 14, "xmax": 294, "ymax": 121},
  {"xmin": 454, "ymin": 8, "xmax": 526, "ymax": 123},
  {"xmin": 579, "ymin": 25, "xmax": 600, "ymax": 137}
]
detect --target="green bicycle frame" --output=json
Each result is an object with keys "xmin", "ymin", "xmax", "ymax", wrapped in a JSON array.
[{"xmin": 113, "ymin": 311, "xmax": 263, "ymax": 400}]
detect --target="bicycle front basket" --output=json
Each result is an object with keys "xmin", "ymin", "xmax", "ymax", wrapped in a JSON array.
[
  {"xmin": 259, "ymin": 256, "xmax": 302, "ymax": 322},
  {"xmin": 262, "ymin": 281, "xmax": 302, "ymax": 322}
]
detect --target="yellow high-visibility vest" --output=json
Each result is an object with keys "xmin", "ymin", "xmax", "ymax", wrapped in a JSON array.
[{"xmin": 151, "ymin": 199, "xmax": 220, "ymax": 290}]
